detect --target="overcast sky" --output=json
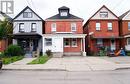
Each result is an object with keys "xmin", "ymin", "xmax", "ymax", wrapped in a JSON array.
[{"xmin": 7, "ymin": 0, "xmax": 130, "ymax": 23}]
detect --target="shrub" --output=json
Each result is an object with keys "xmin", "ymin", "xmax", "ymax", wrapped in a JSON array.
[
  {"xmin": 4, "ymin": 45, "xmax": 24, "ymax": 56},
  {"xmin": 46, "ymin": 50, "xmax": 52, "ymax": 57}
]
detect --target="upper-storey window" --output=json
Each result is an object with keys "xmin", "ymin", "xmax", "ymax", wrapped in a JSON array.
[
  {"xmin": 51, "ymin": 23, "xmax": 56, "ymax": 32},
  {"xmin": 108, "ymin": 22, "xmax": 112, "ymax": 30},
  {"xmin": 31, "ymin": 23, "xmax": 36, "ymax": 32},
  {"xmin": 19, "ymin": 23, "xmax": 24, "ymax": 32},
  {"xmin": 96, "ymin": 22, "xmax": 100, "ymax": 31},
  {"xmin": 60, "ymin": 11, "xmax": 68, "ymax": 16},
  {"xmin": 100, "ymin": 12, "xmax": 108, "ymax": 18},
  {"xmin": 71, "ymin": 23, "xmax": 76, "ymax": 32},
  {"xmin": 128, "ymin": 22, "xmax": 130, "ymax": 30},
  {"xmin": 23, "ymin": 12, "xmax": 33, "ymax": 18}
]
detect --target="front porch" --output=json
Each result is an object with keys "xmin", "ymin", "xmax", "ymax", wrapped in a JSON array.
[
  {"xmin": 13, "ymin": 33, "xmax": 42, "ymax": 57},
  {"xmin": 43, "ymin": 34, "xmax": 86, "ymax": 57}
]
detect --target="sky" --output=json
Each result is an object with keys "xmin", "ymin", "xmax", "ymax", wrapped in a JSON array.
[{"xmin": 3, "ymin": 0, "xmax": 130, "ymax": 23}]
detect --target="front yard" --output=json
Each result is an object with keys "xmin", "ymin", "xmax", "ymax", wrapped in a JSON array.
[
  {"xmin": 28, "ymin": 55, "xmax": 51, "ymax": 64},
  {"xmin": 2, "ymin": 56, "xmax": 24, "ymax": 64}
]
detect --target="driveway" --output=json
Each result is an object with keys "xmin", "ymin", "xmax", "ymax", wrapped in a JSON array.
[{"xmin": 44, "ymin": 56, "xmax": 116, "ymax": 71}]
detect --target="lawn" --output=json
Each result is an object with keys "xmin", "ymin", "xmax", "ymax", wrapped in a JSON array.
[
  {"xmin": 2, "ymin": 56, "xmax": 24, "ymax": 64},
  {"xmin": 28, "ymin": 55, "xmax": 50, "ymax": 64}
]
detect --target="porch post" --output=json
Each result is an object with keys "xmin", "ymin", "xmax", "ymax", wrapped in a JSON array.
[{"xmin": 82, "ymin": 38, "xmax": 86, "ymax": 56}]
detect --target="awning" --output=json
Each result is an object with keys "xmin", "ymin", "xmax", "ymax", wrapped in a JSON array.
[
  {"xmin": 43, "ymin": 34, "xmax": 87, "ymax": 38},
  {"xmin": 13, "ymin": 32, "xmax": 42, "ymax": 39}
]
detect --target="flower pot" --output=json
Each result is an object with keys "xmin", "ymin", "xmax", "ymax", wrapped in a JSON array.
[{"xmin": 0, "ymin": 60, "xmax": 2, "ymax": 70}]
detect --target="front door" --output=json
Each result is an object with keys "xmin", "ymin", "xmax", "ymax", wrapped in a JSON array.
[
  {"xmin": 53, "ymin": 38, "xmax": 63, "ymax": 52},
  {"xmin": 111, "ymin": 39, "xmax": 116, "ymax": 51}
]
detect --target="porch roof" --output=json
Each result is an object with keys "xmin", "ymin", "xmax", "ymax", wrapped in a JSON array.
[
  {"xmin": 91, "ymin": 36, "xmax": 123, "ymax": 39},
  {"xmin": 13, "ymin": 32, "xmax": 42, "ymax": 39},
  {"xmin": 43, "ymin": 34, "xmax": 87, "ymax": 38},
  {"xmin": 124, "ymin": 33, "xmax": 130, "ymax": 38}
]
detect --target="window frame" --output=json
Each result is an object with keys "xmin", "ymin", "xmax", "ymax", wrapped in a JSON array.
[
  {"xmin": 31, "ymin": 23, "xmax": 36, "ymax": 32},
  {"xmin": 100, "ymin": 12, "xmax": 108, "ymax": 18},
  {"xmin": 96, "ymin": 22, "xmax": 101, "ymax": 31},
  {"xmin": 60, "ymin": 11, "xmax": 68, "ymax": 16},
  {"xmin": 127, "ymin": 38, "xmax": 130, "ymax": 45},
  {"xmin": 51, "ymin": 23, "xmax": 56, "ymax": 32},
  {"xmin": 19, "ymin": 23, "xmax": 24, "ymax": 32},
  {"xmin": 45, "ymin": 38, "xmax": 52, "ymax": 46},
  {"xmin": 97, "ymin": 39, "xmax": 103, "ymax": 45},
  {"xmin": 71, "ymin": 23, "xmax": 77, "ymax": 32},
  {"xmin": 64, "ymin": 38, "xmax": 70, "ymax": 47},
  {"xmin": 128, "ymin": 22, "xmax": 130, "ymax": 30},
  {"xmin": 108, "ymin": 22, "xmax": 112, "ymax": 31},
  {"xmin": 23, "ymin": 12, "xmax": 33, "ymax": 18},
  {"xmin": 71, "ymin": 38, "xmax": 77, "ymax": 47}
]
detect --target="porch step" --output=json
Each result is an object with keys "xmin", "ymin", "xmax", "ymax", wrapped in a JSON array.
[
  {"xmin": 63, "ymin": 52, "xmax": 82, "ymax": 56},
  {"xmin": 25, "ymin": 53, "xmax": 32, "ymax": 58},
  {"xmin": 53, "ymin": 52, "xmax": 63, "ymax": 58}
]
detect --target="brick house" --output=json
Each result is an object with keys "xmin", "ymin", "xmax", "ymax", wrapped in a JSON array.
[
  {"xmin": 119, "ymin": 10, "xmax": 130, "ymax": 51},
  {"xmin": 43, "ymin": 6, "xmax": 86, "ymax": 57},
  {"xmin": 83, "ymin": 5, "xmax": 121, "ymax": 55},
  {"xmin": 0, "ymin": 11, "xmax": 12, "ymax": 52}
]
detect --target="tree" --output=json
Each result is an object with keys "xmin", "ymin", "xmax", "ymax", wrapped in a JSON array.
[{"xmin": 0, "ymin": 18, "xmax": 13, "ymax": 40}]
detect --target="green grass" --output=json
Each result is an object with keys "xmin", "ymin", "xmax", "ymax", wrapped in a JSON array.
[
  {"xmin": 2, "ymin": 56, "xmax": 24, "ymax": 64},
  {"xmin": 28, "ymin": 55, "xmax": 50, "ymax": 64}
]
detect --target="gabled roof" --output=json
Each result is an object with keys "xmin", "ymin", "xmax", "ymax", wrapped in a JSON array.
[
  {"xmin": 0, "ymin": 11, "xmax": 12, "ymax": 21},
  {"xmin": 83, "ymin": 5, "xmax": 118, "ymax": 28},
  {"xmin": 58, "ymin": 6, "xmax": 69, "ymax": 10},
  {"xmin": 119, "ymin": 10, "xmax": 130, "ymax": 20},
  {"xmin": 89, "ymin": 5, "xmax": 118, "ymax": 20},
  {"xmin": 46, "ymin": 13, "xmax": 82, "ymax": 20},
  {"xmin": 13, "ymin": 6, "xmax": 43, "ymax": 20}
]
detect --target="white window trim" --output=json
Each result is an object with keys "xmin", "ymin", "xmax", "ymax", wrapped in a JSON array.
[
  {"xmin": 31, "ymin": 23, "xmax": 37, "ymax": 32},
  {"xmin": 128, "ymin": 22, "xmax": 130, "ymax": 30},
  {"xmin": 97, "ymin": 39, "xmax": 103, "ymax": 45},
  {"xmin": 71, "ymin": 38, "xmax": 77, "ymax": 47},
  {"xmin": 71, "ymin": 23, "xmax": 77, "ymax": 32},
  {"xmin": 108, "ymin": 22, "xmax": 112, "ymax": 30},
  {"xmin": 19, "ymin": 23, "xmax": 24, "ymax": 32},
  {"xmin": 51, "ymin": 23, "xmax": 56, "ymax": 32},
  {"xmin": 96, "ymin": 23, "xmax": 100, "ymax": 31},
  {"xmin": 127, "ymin": 38, "xmax": 130, "ymax": 45},
  {"xmin": 100, "ymin": 12, "xmax": 108, "ymax": 18},
  {"xmin": 45, "ymin": 38, "xmax": 52, "ymax": 46}
]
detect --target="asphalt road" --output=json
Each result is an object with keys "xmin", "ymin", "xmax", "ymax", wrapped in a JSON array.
[{"xmin": 0, "ymin": 70, "xmax": 130, "ymax": 84}]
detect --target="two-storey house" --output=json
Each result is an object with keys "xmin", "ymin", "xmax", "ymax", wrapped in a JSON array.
[
  {"xmin": 83, "ymin": 5, "xmax": 120, "ymax": 55},
  {"xmin": 43, "ymin": 6, "xmax": 86, "ymax": 57},
  {"xmin": 119, "ymin": 10, "xmax": 130, "ymax": 51},
  {"xmin": 0, "ymin": 11, "xmax": 12, "ymax": 52},
  {"xmin": 13, "ymin": 6, "xmax": 44, "ymax": 57}
]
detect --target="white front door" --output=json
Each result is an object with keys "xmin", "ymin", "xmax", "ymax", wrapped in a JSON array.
[
  {"xmin": 53, "ymin": 38, "xmax": 63, "ymax": 52},
  {"xmin": 111, "ymin": 39, "xmax": 116, "ymax": 51}
]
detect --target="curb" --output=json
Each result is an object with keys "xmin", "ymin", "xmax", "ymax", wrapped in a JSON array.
[
  {"xmin": 2, "ymin": 68, "xmax": 67, "ymax": 71},
  {"xmin": 115, "ymin": 67, "xmax": 130, "ymax": 70}
]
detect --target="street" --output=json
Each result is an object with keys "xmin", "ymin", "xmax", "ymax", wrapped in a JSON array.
[{"xmin": 0, "ymin": 70, "xmax": 130, "ymax": 84}]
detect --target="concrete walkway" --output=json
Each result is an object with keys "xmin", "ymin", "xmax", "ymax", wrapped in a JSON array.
[{"xmin": 2, "ymin": 56, "xmax": 121, "ymax": 71}]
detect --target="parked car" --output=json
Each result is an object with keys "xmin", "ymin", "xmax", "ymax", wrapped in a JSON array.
[{"xmin": 0, "ymin": 59, "xmax": 2, "ymax": 70}]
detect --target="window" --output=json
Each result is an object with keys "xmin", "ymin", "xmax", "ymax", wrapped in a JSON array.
[
  {"xmin": 128, "ymin": 22, "xmax": 130, "ymax": 30},
  {"xmin": 71, "ymin": 38, "xmax": 77, "ymax": 47},
  {"xmin": 31, "ymin": 23, "xmax": 36, "ymax": 32},
  {"xmin": 45, "ymin": 38, "xmax": 52, "ymax": 46},
  {"xmin": 19, "ymin": 23, "xmax": 24, "ymax": 32},
  {"xmin": 71, "ymin": 23, "xmax": 76, "ymax": 31},
  {"xmin": 60, "ymin": 12, "xmax": 68, "ymax": 16},
  {"xmin": 51, "ymin": 23, "xmax": 56, "ymax": 32},
  {"xmin": 97, "ymin": 39, "xmax": 103, "ymax": 45},
  {"xmin": 127, "ymin": 38, "xmax": 130, "ymax": 45},
  {"xmin": 108, "ymin": 22, "xmax": 112, "ymax": 30},
  {"xmin": 100, "ymin": 12, "xmax": 108, "ymax": 18},
  {"xmin": 64, "ymin": 39, "xmax": 70, "ymax": 47},
  {"xmin": 96, "ymin": 23, "xmax": 100, "ymax": 30},
  {"xmin": 23, "ymin": 12, "xmax": 33, "ymax": 18}
]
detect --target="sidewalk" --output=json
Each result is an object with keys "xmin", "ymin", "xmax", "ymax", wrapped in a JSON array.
[{"xmin": 2, "ymin": 56, "xmax": 130, "ymax": 71}]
